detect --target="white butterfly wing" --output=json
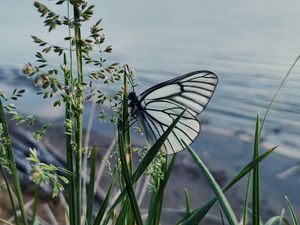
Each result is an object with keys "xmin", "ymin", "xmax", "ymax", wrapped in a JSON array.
[{"xmin": 137, "ymin": 71, "xmax": 217, "ymax": 154}]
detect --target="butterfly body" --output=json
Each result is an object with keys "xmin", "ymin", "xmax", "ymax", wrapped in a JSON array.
[
  {"xmin": 128, "ymin": 91, "xmax": 142, "ymax": 116},
  {"xmin": 128, "ymin": 71, "xmax": 218, "ymax": 154}
]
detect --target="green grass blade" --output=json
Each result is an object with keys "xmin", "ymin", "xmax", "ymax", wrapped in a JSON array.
[
  {"xmin": 253, "ymin": 114, "xmax": 260, "ymax": 225},
  {"xmin": 184, "ymin": 188, "xmax": 191, "ymax": 217},
  {"xmin": 122, "ymin": 66, "xmax": 132, "ymax": 173},
  {"xmin": 118, "ymin": 122, "xmax": 143, "ymax": 225},
  {"xmin": 0, "ymin": 98, "xmax": 28, "ymax": 225},
  {"xmin": 122, "ymin": 70, "xmax": 134, "ymax": 224},
  {"xmin": 63, "ymin": 54, "xmax": 76, "ymax": 225},
  {"xmin": 265, "ymin": 216, "xmax": 282, "ymax": 225},
  {"xmin": 0, "ymin": 165, "xmax": 20, "ymax": 225},
  {"xmin": 178, "ymin": 146, "xmax": 276, "ymax": 225},
  {"xmin": 115, "ymin": 203, "xmax": 129, "ymax": 225},
  {"xmin": 278, "ymin": 209, "xmax": 287, "ymax": 225},
  {"xmin": 259, "ymin": 55, "xmax": 300, "ymax": 135},
  {"xmin": 285, "ymin": 196, "xmax": 299, "ymax": 225},
  {"xmin": 102, "ymin": 110, "xmax": 185, "ymax": 224},
  {"xmin": 146, "ymin": 155, "xmax": 176, "ymax": 225},
  {"xmin": 32, "ymin": 186, "xmax": 40, "ymax": 225},
  {"xmin": 146, "ymin": 190, "xmax": 156, "ymax": 225},
  {"xmin": 242, "ymin": 173, "xmax": 251, "ymax": 225},
  {"xmin": 264, "ymin": 216, "xmax": 290, "ymax": 225},
  {"xmin": 93, "ymin": 172, "xmax": 115, "ymax": 225},
  {"xmin": 220, "ymin": 209, "xmax": 225, "ymax": 225},
  {"xmin": 73, "ymin": 4, "xmax": 84, "ymax": 225},
  {"xmin": 86, "ymin": 146, "xmax": 97, "ymax": 225},
  {"xmin": 184, "ymin": 142, "xmax": 238, "ymax": 225}
]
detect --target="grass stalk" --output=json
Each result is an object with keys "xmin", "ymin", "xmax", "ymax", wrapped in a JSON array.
[
  {"xmin": 252, "ymin": 114, "xmax": 260, "ymax": 225},
  {"xmin": 184, "ymin": 188, "xmax": 191, "ymax": 216},
  {"xmin": 86, "ymin": 145, "xmax": 97, "ymax": 225},
  {"xmin": 242, "ymin": 172, "xmax": 251, "ymax": 225},
  {"xmin": 259, "ymin": 54, "xmax": 300, "ymax": 135},
  {"xmin": 73, "ymin": 4, "xmax": 84, "ymax": 225},
  {"xmin": 285, "ymin": 196, "xmax": 299, "ymax": 225},
  {"xmin": 66, "ymin": 1, "xmax": 76, "ymax": 224},
  {"xmin": 123, "ymin": 68, "xmax": 132, "ymax": 173},
  {"xmin": 0, "ymin": 165, "xmax": 20, "ymax": 225},
  {"xmin": 122, "ymin": 68, "xmax": 134, "ymax": 224},
  {"xmin": 63, "ymin": 53, "xmax": 76, "ymax": 225},
  {"xmin": 32, "ymin": 185, "xmax": 40, "ymax": 224},
  {"xmin": 0, "ymin": 99, "xmax": 28, "ymax": 225}
]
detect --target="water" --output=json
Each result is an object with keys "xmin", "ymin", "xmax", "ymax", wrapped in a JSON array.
[{"xmin": 1, "ymin": 0, "xmax": 300, "ymax": 153}]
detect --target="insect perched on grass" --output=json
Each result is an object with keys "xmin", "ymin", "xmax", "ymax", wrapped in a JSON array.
[{"xmin": 128, "ymin": 70, "xmax": 218, "ymax": 154}]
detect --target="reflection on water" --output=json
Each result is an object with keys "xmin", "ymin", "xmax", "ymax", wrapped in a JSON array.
[{"xmin": 1, "ymin": 0, "xmax": 300, "ymax": 152}]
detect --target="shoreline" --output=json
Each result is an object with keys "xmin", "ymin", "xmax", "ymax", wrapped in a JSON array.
[{"xmin": 1, "ymin": 121, "xmax": 299, "ymax": 224}]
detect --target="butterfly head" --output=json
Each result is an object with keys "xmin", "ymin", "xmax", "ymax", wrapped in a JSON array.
[{"xmin": 128, "ymin": 91, "xmax": 139, "ymax": 108}]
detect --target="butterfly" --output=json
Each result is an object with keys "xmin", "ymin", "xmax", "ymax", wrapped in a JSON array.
[{"xmin": 128, "ymin": 70, "xmax": 218, "ymax": 154}]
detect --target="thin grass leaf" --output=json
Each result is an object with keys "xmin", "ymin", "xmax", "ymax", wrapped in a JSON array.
[
  {"xmin": 264, "ymin": 215, "xmax": 290, "ymax": 225},
  {"xmin": 146, "ymin": 155, "xmax": 176, "ymax": 225},
  {"xmin": 184, "ymin": 142, "xmax": 239, "ymax": 225},
  {"xmin": 93, "ymin": 171, "xmax": 116, "ymax": 225},
  {"xmin": 101, "ymin": 110, "xmax": 185, "ymax": 224},
  {"xmin": 0, "ymin": 219, "xmax": 14, "ymax": 225},
  {"xmin": 0, "ymin": 99, "xmax": 28, "ymax": 225},
  {"xmin": 177, "ymin": 146, "xmax": 276, "ymax": 225},
  {"xmin": 260, "ymin": 54, "xmax": 300, "ymax": 135},
  {"xmin": 0, "ymin": 165, "xmax": 20, "ymax": 225},
  {"xmin": 285, "ymin": 196, "xmax": 299, "ymax": 225},
  {"xmin": 242, "ymin": 173, "xmax": 251, "ymax": 225},
  {"xmin": 63, "ymin": 53, "xmax": 76, "ymax": 225},
  {"xmin": 146, "ymin": 189, "xmax": 156, "ymax": 225},
  {"xmin": 122, "ymin": 66, "xmax": 132, "ymax": 173},
  {"xmin": 122, "ymin": 70, "xmax": 134, "ymax": 224},
  {"xmin": 115, "ymin": 203, "xmax": 129, "ymax": 225},
  {"xmin": 118, "ymin": 122, "xmax": 143, "ymax": 225},
  {"xmin": 279, "ymin": 209, "xmax": 287, "ymax": 225},
  {"xmin": 184, "ymin": 188, "xmax": 191, "ymax": 217},
  {"xmin": 265, "ymin": 216, "xmax": 282, "ymax": 225},
  {"xmin": 220, "ymin": 209, "xmax": 225, "ymax": 225},
  {"xmin": 86, "ymin": 146, "xmax": 97, "ymax": 225},
  {"xmin": 73, "ymin": 4, "xmax": 85, "ymax": 225},
  {"xmin": 253, "ymin": 114, "xmax": 260, "ymax": 225},
  {"xmin": 32, "ymin": 186, "xmax": 40, "ymax": 224}
]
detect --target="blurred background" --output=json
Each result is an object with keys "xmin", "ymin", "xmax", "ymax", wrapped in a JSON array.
[{"xmin": 1, "ymin": 0, "xmax": 300, "ymax": 152}]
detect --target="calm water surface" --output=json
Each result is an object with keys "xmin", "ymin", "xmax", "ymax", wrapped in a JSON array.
[{"xmin": 1, "ymin": 0, "xmax": 300, "ymax": 153}]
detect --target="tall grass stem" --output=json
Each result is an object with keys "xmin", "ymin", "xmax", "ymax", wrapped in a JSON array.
[
  {"xmin": 0, "ymin": 99, "xmax": 28, "ymax": 225},
  {"xmin": 73, "ymin": 4, "xmax": 84, "ymax": 225},
  {"xmin": 260, "ymin": 55, "xmax": 300, "ymax": 135}
]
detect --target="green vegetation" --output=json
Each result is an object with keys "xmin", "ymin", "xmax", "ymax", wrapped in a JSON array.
[{"xmin": 0, "ymin": 0, "xmax": 299, "ymax": 225}]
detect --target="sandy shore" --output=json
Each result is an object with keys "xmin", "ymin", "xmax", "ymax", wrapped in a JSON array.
[{"xmin": 1, "ymin": 121, "xmax": 300, "ymax": 224}]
